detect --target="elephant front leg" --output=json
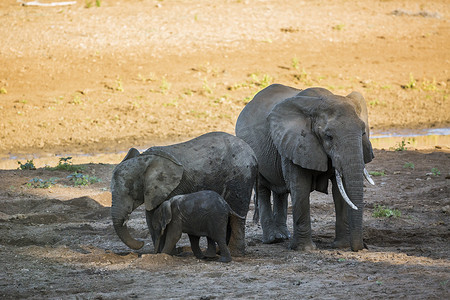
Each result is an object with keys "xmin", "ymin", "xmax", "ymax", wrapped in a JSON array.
[
  {"xmin": 258, "ymin": 183, "xmax": 280, "ymax": 244},
  {"xmin": 331, "ymin": 177, "xmax": 350, "ymax": 249},
  {"xmin": 273, "ymin": 192, "xmax": 290, "ymax": 240},
  {"xmin": 160, "ymin": 224, "xmax": 182, "ymax": 255},
  {"xmin": 287, "ymin": 165, "xmax": 316, "ymax": 251},
  {"xmin": 188, "ymin": 235, "xmax": 204, "ymax": 259}
]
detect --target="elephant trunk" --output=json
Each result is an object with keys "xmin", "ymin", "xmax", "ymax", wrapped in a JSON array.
[
  {"xmin": 342, "ymin": 159, "xmax": 365, "ymax": 252},
  {"xmin": 111, "ymin": 204, "xmax": 144, "ymax": 250}
]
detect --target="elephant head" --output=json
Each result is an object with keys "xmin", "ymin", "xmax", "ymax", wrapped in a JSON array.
[
  {"xmin": 268, "ymin": 87, "xmax": 374, "ymax": 251},
  {"xmin": 110, "ymin": 148, "xmax": 183, "ymax": 250}
]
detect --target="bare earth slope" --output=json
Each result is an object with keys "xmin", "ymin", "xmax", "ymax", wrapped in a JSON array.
[{"xmin": 0, "ymin": 0, "xmax": 449, "ymax": 156}]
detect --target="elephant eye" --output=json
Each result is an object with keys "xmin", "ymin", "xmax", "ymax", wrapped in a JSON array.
[{"xmin": 325, "ymin": 133, "xmax": 333, "ymax": 141}]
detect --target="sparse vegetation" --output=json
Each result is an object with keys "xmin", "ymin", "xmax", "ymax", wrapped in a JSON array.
[
  {"xmin": 293, "ymin": 68, "xmax": 313, "ymax": 85},
  {"xmin": 202, "ymin": 78, "xmax": 214, "ymax": 94},
  {"xmin": 393, "ymin": 140, "xmax": 410, "ymax": 151},
  {"xmin": 46, "ymin": 157, "xmax": 85, "ymax": 172},
  {"xmin": 67, "ymin": 172, "xmax": 101, "ymax": 186},
  {"xmin": 430, "ymin": 168, "xmax": 441, "ymax": 176},
  {"xmin": 372, "ymin": 205, "xmax": 401, "ymax": 218},
  {"xmin": 370, "ymin": 170, "xmax": 386, "ymax": 176},
  {"xmin": 0, "ymin": 87, "xmax": 7, "ymax": 94},
  {"xmin": 421, "ymin": 78, "xmax": 438, "ymax": 91},
  {"xmin": 85, "ymin": 0, "xmax": 101, "ymax": 8},
  {"xmin": 401, "ymin": 73, "xmax": 417, "ymax": 89},
  {"xmin": 403, "ymin": 162, "xmax": 415, "ymax": 169},
  {"xmin": 332, "ymin": 24, "xmax": 345, "ymax": 30},
  {"xmin": 18, "ymin": 160, "xmax": 36, "ymax": 170},
  {"xmin": 160, "ymin": 77, "xmax": 171, "ymax": 94},
  {"xmin": 115, "ymin": 77, "xmax": 124, "ymax": 92},
  {"xmin": 27, "ymin": 177, "xmax": 57, "ymax": 189},
  {"xmin": 292, "ymin": 57, "xmax": 300, "ymax": 70},
  {"xmin": 70, "ymin": 94, "xmax": 83, "ymax": 105}
]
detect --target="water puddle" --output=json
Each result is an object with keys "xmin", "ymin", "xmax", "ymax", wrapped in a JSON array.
[
  {"xmin": 0, "ymin": 128, "xmax": 448, "ymax": 170},
  {"xmin": 370, "ymin": 127, "xmax": 450, "ymax": 150}
]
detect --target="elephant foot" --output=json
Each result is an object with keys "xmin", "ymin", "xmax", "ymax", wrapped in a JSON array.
[
  {"xmin": 289, "ymin": 239, "xmax": 316, "ymax": 251},
  {"xmin": 218, "ymin": 256, "xmax": 232, "ymax": 263},
  {"xmin": 204, "ymin": 247, "xmax": 217, "ymax": 258},
  {"xmin": 262, "ymin": 227, "xmax": 290, "ymax": 244},
  {"xmin": 276, "ymin": 224, "xmax": 291, "ymax": 239},
  {"xmin": 332, "ymin": 238, "xmax": 350, "ymax": 249}
]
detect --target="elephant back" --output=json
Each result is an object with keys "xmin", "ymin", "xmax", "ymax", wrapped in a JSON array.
[{"xmin": 236, "ymin": 84, "xmax": 301, "ymax": 186}]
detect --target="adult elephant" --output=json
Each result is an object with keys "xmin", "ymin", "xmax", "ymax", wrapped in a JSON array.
[
  {"xmin": 110, "ymin": 132, "xmax": 258, "ymax": 255},
  {"xmin": 235, "ymin": 84, "xmax": 374, "ymax": 251}
]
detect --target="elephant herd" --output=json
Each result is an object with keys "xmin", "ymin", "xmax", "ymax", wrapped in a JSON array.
[{"xmin": 110, "ymin": 84, "xmax": 375, "ymax": 262}]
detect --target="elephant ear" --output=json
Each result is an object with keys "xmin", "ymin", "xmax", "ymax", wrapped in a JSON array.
[
  {"xmin": 143, "ymin": 153, "xmax": 183, "ymax": 211},
  {"xmin": 121, "ymin": 148, "xmax": 140, "ymax": 162},
  {"xmin": 268, "ymin": 96, "xmax": 328, "ymax": 172},
  {"xmin": 346, "ymin": 91, "xmax": 375, "ymax": 164}
]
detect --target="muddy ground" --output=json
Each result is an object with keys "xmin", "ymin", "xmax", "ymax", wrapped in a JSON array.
[{"xmin": 0, "ymin": 0, "xmax": 449, "ymax": 299}]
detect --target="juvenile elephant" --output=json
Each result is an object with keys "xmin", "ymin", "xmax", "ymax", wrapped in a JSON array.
[
  {"xmin": 236, "ymin": 84, "xmax": 374, "ymax": 252},
  {"xmin": 110, "ymin": 132, "xmax": 258, "ymax": 256},
  {"xmin": 152, "ymin": 190, "xmax": 245, "ymax": 263}
]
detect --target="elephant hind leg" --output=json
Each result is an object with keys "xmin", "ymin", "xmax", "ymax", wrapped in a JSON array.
[
  {"xmin": 204, "ymin": 237, "xmax": 217, "ymax": 258},
  {"xmin": 227, "ymin": 214, "xmax": 246, "ymax": 256},
  {"xmin": 217, "ymin": 239, "xmax": 232, "ymax": 263}
]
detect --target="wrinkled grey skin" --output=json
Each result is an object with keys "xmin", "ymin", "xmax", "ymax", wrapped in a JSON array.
[
  {"xmin": 110, "ymin": 132, "xmax": 257, "ymax": 256},
  {"xmin": 152, "ymin": 191, "xmax": 245, "ymax": 263},
  {"xmin": 236, "ymin": 84, "xmax": 374, "ymax": 251}
]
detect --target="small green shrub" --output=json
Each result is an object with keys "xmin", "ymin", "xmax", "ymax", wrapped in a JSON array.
[
  {"xmin": 332, "ymin": 24, "xmax": 345, "ymax": 31},
  {"xmin": 372, "ymin": 205, "xmax": 401, "ymax": 218},
  {"xmin": 292, "ymin": 57, "xmax": 300, "ymax": 70},
  {"xmin": 431, "ymin": 168, "xmax": 441, "ymax": 176},
  {"xmin": 67, "ymin": 173, "xmax": 101, "ymax": 186},
  {"xmin": 85, "ymin": 0, "xmax": 101, "ymax": 8},
  {"xmin": 202, "ymin": 78, "xmax": 214, "ymax": 94},
  {"xmin": 401, "ymin": 73, "xmax": 416, "ymax": 89},
  {"xmin": 18, "ymin": 160, "xmax": 36, "ymax": 170},
  {"xmin": 47, "ymin": 157, "xmax": 85, "ymax": 172},
  {"xmin": 27, "ymin": 177, "xmax": 58, "ymax": 189},
  {"xmin": 393, "ymin": 139, "xmax": 409, "ymax": 151},
  {"xmin": 421, "ymin": 78, "xmax": 437, "ymax": 91},
  {"xmin": 115, "ymin": 77, "xmax": 124, "ymax": 92},
  {"xmin": 160, "ymin": 77, "xmax": 171, "ymax": 94},
  {"xmin": 403, "ymin": 162, "xmax": 415, "ymax": 169},
  {"xmin": 369, "ymin": 170, "xmax": 386, "ymax": 176}
]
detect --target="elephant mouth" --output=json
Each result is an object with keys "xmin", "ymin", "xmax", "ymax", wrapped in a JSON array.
[{"xmin": 335, "ymin": 167, "xmax": 375, "ymax": 210}]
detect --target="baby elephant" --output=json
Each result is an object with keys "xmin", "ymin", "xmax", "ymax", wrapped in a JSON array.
[{"xmin": 151, "ymin": 190, "xmax": 245, "ymax": 263}]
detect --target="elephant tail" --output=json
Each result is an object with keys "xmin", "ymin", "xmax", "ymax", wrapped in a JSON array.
[
  {"xmin": 252, "ymin": 175, "xmax": 260, "ymax": 224},
  {"xmin": 227, "ymin": 205, "xmax": 246, "ymax": 220}
]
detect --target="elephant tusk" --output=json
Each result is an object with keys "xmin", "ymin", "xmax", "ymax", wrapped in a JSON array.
[
  {"xmin": 335, "ymin": 170, "xmax": 358, "ymax": 210},
  {"xmin": 364, "ymin": 168, "xmax": 375, "ymax": 185}
]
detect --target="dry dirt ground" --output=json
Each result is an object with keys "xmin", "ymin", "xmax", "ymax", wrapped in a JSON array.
[{"xmin": 0, "ymin": 0, "xmax": 449, "ymax": 299}]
